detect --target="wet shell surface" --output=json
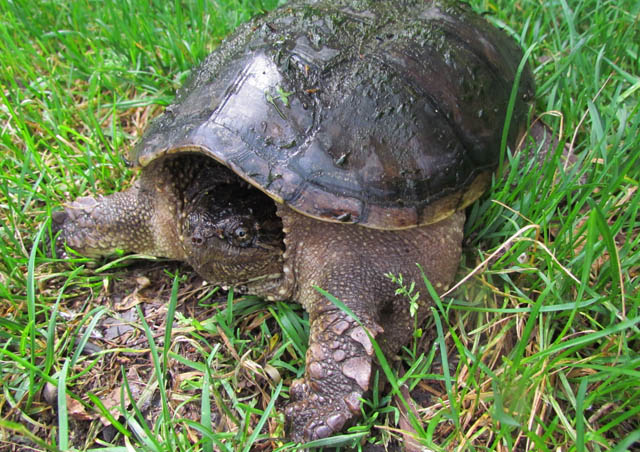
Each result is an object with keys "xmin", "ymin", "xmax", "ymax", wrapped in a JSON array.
[{"xmin": 131, "ymin": 0, "xmax": 534, "ymax": 229}]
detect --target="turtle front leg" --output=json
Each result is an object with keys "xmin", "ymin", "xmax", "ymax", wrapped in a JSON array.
[
  {"xmin": 52, "ymin": 180, "xmax": 185, "ymax": 260},
  {"xmin": 285, "ymin": 291, "xmax": 383, "ymax": 442},
  {"xmin": 278, "ymin": 206, "xmax": 465, "ymax": 442}
]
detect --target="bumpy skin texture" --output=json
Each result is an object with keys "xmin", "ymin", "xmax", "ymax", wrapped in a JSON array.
[
  {"xmin": 54, "ymin": 0, "xmax": 534, "ymax": 443},
  {"xmin": 54, "ymin": 166, "xmax": 463, "ymax": 442},
  {"xmin": 279, "ymin": 205, "xmax": 464, "ymax": 441}
]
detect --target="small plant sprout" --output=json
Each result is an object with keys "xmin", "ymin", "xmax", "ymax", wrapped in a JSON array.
[
  {"xmin": 265, "ymin": 85, "xmax": 293, "ymax": 119},
  {"xmin": 275, "ymin": 85, "xmax": 293, "ymax": 106},
  {"xmin": 385, "ymin": 272, "xmax": 421, "ymax": 318}
]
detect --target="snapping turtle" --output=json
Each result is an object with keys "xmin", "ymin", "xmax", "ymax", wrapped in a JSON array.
[{"xmin": 54, "ymin": 0, "xmax": 534, "ymax": 442}]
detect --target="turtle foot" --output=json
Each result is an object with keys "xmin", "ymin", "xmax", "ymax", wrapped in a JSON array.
[
  {"xmin": 285, "ymin": 378, "xmax": 361, "ymax": 443},
  {"xmin": 49, "ymin": 197, "xmax": 105, "ymax": 258},
  {"xmin": 284, "ymin": 306, "xmax": 382, "ymax": 443}
]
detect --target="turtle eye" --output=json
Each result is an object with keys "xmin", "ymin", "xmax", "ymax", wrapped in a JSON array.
[{"xmin": 228, "ymin": 222, "xmax": 254, "ymax": 247}]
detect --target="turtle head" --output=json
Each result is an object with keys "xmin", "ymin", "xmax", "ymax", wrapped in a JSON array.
[{"xmin": 178, "ymin": 182, "xmax": 284, "ymax": 290}]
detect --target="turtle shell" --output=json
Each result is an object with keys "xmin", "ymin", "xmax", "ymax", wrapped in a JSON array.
[{"xmin": 131, "ymin": 0, "xmax": 534, "ymax": 229}]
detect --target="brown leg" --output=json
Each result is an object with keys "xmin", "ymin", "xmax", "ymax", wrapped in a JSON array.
[
  {"xmin": 285, "ymin": 294, "xmax": 383, "ymax": 442},
  {"xmin": 52, "ymin": 180, "xmax": 185, "ymax": 260},
  {"xmin": 278, "ymin": 206, "xmax": 465, "ymax": 442},
  {"xmin": 52, "ymin": 188, "xmax": 150, "ymax": 258}
]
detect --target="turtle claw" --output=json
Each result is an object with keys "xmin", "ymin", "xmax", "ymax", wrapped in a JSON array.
[
  {"xmin": 285, "ymin": 381, "xmax": 354, "ymax": 442},
  {"xmin": 45, "ymin": 209, "xmax": 70, "ymax": 259}
]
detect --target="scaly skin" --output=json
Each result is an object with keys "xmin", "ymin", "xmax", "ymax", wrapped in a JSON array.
[
  {"xmin": 53, "ymin": 155, "xmax": 285, "ymax": 290},
  {"xmin": 52, "ymin": 180, "xmax": 185, "ymax": 260},
  {"xmin": 278, "ymin": 205, "xmax": 464, "ymax": 441},
  {"xmin": 54, "ymin": 156, "xmax": 464, "ymax": 442}
]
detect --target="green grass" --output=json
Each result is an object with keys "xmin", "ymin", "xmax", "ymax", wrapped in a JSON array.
[{"xmin": 1, "ymin": 0, "xmax": 638, "ymax": 450}]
